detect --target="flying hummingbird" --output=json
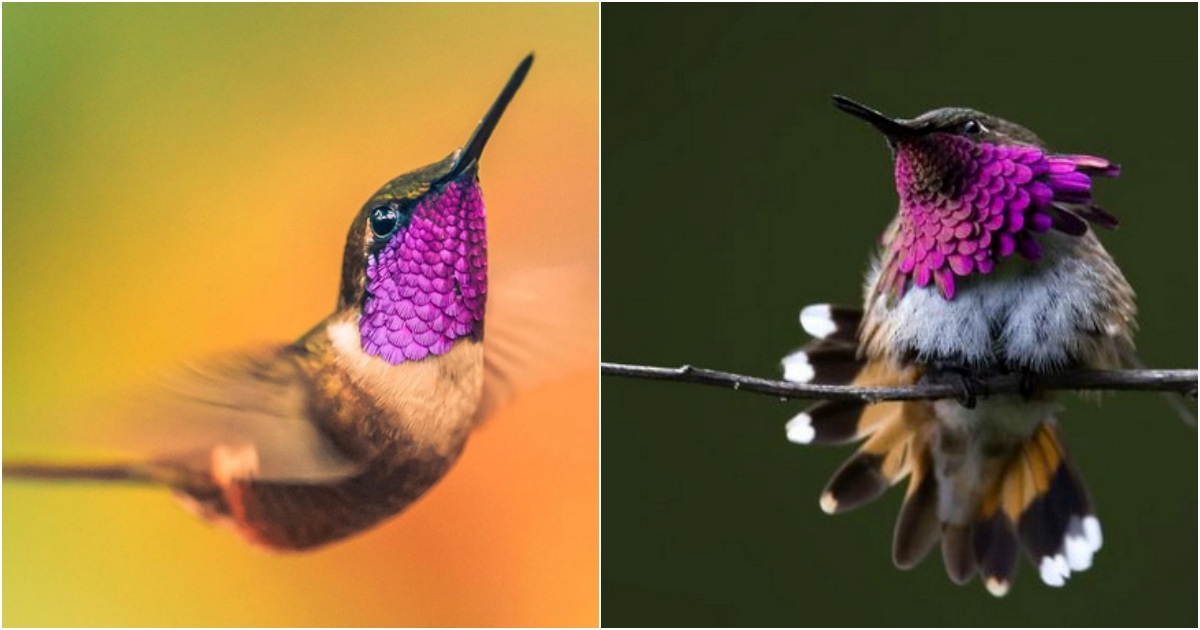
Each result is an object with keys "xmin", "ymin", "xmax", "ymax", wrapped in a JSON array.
[
  {"xmin": 779, "ymin": 96, "xmax": 1140, "ymax": 596},
  {"xmin": 4, "ymin": 54, "xmax": 565, "ymax": 551}
]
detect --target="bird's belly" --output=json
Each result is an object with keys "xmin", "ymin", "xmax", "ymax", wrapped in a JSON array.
[
  {"xmin": 882, "ymin": 273, "xmax": 1058, "ymax": 369},
  {"xmin": 184, "ymin": 320, "xmax": 488, "ymax": 551},
  {"xmin": 866, "ymin": 232, "xmax": 1128, "ymax": 372},
  {"xmin": 326, "ymin": 319, "xmax": 485, "ymax": 454},
  {"xmin": 221, "ymin": 441, "xmax": 463, "ymax": 551},
  {"xmin": 928, "ymin": 395, "xmax": 1051, "ymax": 524}
]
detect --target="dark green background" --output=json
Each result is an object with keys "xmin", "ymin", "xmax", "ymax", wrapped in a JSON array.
[{"xmin": 601, "ymin": 5, "xmax": 1196, "ymax": 627}]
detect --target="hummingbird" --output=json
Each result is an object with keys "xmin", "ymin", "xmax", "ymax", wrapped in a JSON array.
[
  {"xmin": 4, "ymin": 54, "xmax": 550, "ymax": 551},
  {"xmin": 779, "ymin": 96, "xmax": 1139, "ymax": 596}
]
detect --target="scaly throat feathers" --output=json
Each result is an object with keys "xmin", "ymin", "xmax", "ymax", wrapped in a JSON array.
[
  {"xmin": 881, "ymin": 135, "xmax": 1120, "ymax": 301},
  {"xmin": 360, "ymin": 178, "xmax": 488, "ymax": 364}
]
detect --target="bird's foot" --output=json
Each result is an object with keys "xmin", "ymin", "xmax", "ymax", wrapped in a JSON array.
[
  {"xmin": 1017, "ymin": 371, "xmax": 1040, "ymax": 401},
  {"xmin": 922, "ymin": 364, "xmax": 988, "ymax": 409}
]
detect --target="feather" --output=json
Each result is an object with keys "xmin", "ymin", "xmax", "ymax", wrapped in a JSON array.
[
  {"xmin": 892, "ymin": 450, "xmax": 941, "ymax": 570},
  {"xmin": 786, "ymin": 401, "xmax": 865, "ymax": 445},
  {"xmin": 973, "ymin": 512, "xmax": 1019, "ymax": 597},
  {"xmin": 941, "ymin": 523, "xmax": 977, "ymax": 585},
  {"xmin": 798, "ymin": 304, "xmax": 862, "ymax": 343},
  {"xmin": 103, "ymin": 346, "xmax": 365, "ymax": 484},
  {"xmin": 819, "ymin": 404, "xmax": 917, "ymax": 514},
  {"xmin": 782, "ymin": 341, "xmax": 863, "ymax": 385},
  {"xmin": 472, "ymin": 264, "xmax": 598, "ymax": 424}
]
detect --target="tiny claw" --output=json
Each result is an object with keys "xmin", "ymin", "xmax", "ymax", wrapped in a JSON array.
[
  {"xmin": 1018, "ymin": 371, "xmax": 1039, "ymax": 400},
  {"xmin": 953, "ymin": 373, "xmax": 979, "ymax": 409},
  {"xmin": 922, "ymin": 364, "xmax": 987, "ymax": 409}
]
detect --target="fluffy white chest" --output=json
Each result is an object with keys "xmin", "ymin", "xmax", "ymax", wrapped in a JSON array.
[{"xmin": 864, "ymin": 231, "xmax": 1133, "ymax": 371}]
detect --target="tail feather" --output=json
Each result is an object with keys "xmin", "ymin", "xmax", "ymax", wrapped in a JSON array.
[
  {"xmin": 781, "ymin": 303, "xmax": 912, "ymax": 448},
  {"xmin": 785, "ymin": 396, "xmax": 913, "ymax": 448},
  {"xmin": 4, "ymin": 460, "xmax": 194, "ymax": 486},
  {"xmin": 781, "ymin": 342, "xmax": 863, "ymax": 385},
  {"xmin": 973, "ymin": 512, "xmax": 1020, "ymax": 596},
  {"xmin": 798, "ymin": 303, "xmax": 862, "ymax": 344},
  {"xmin": 968, "ymin": 422, "xmax": 1100, "ymax": 595},
  {"xmin": 819, "ymin": 452, "xmax": 891, "ymax": 515},
  {"xmin": 785, "ymin": 400, "xmax": 867, "ymax": 445},
  {"xmin": 782, "ymin": 303, "xmax": 1102, "ymax": 597},
  {"xmin": 782, "ymin": 304, "xmax": 865, "ymax": 383},
  {"xmin": 1013, "ymin": 425, "xmax": 1100, "ymax": 587},
  {"xmin": 941, "ymin": 523, "xmax": 977, "ymax": 585},
  {"xmin": 3, "ymin": 458, "xmax": 233, "ymax": 522},
  {"xmin": 818, "ymin": 402, "xmax": 918, "ymax": 514},
  {"xmin": 968, "ymin": 449, "xmax": 1026, "ymax": 596},
  {"xmin": 892, "ymin": 450, "xmax": 940, "ymax": 570}
]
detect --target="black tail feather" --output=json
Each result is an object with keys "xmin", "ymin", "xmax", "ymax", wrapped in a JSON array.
[
  {"xmin": 1014, "ymin": 427, "xmax": 1101, "ymax": 588},
  {"xmin": 781, "ymin": 339, "xmax": 865, "ymax": 386},
  {"xmin": 820, "ymin": 452, "xmax": 889, "ymax": 515},
  {"xmin": 941, "ymin": 523, "xmax": 977, "ymax": 585},
  {"xmin": 892, "ymin": 460, "xmax": 940, "ymax": 570},
  {"xmin": 973, "ymin": 512, "xmax": 1020, "ymax": 597},
  {"xmin": 798, "ymin": 303, "xmax": 863, "ymax": 344},
  {"xmin": 785, "ymin": 400, "xmax": 868, "ymax": 445}
]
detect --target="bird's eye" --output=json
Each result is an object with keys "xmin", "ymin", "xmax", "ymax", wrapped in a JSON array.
[
  {"xmin": 369, "ymin": 205, "xmax": 401, "ymax": 238},
  {"xmin": 961, "ymin": 119, "xmax": 987, "ymax": 135}
]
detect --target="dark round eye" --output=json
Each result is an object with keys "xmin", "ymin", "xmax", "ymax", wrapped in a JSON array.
[
  {"xmin": 961, "ymin": 119, "xmax": 986, "ymax": 135},
  {"xmin": 369, "ymin": 205, "xmax": 400, "ymax": 238}
]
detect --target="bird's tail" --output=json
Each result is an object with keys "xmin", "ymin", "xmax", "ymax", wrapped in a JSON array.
[
  {"xmin": 4, "ymin": 458, "xmax": 230, "ymax": 519},
  {"xmin": 781, "ymin": 304, "xmax": 1101, "ymax": 597},
  {"xmin": 4, "ymin": 460, "xmax": 180, "ymax": 484},
  {"xmin": 967, "ymin": 422, "xmax": 1101, "ymax": 595}
]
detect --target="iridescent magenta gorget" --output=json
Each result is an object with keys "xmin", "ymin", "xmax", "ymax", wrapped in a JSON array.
[
  {"xmin": 360, "ymin": 178, "xmax": 487, "ymax": 364},
  {"xmin": 883, "ymin": 134, "xmax": 1120, "ymax": 300}
]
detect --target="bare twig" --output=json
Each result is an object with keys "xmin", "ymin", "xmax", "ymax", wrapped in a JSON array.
[{"xmin": 601, "ymin": 362, "xmax": 1198, "ymax": 403}]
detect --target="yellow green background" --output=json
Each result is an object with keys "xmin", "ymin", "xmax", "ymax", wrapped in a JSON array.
[{"xmin": 4, "ymin": 4, "xmax": 598, "ymax": 626}]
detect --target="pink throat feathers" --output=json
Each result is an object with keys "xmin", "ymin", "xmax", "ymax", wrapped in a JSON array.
[
  {"xmin": 881, "ymin": 134, "xmax": 1120, "ymax": 300},
  {"xmin": 359, "ymin": 178, "xmax": 488, "ymax": 364}
]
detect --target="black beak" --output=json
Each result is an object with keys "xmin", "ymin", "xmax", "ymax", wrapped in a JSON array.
[
  {"xmin": 831, "ymin": 95, "xmax": 922, "ymax": 139},
  {"xmin": 448, "ymin": 53, "xmax": 534, "ymax": 179}
]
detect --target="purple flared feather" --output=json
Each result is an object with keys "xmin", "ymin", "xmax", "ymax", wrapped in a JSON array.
[{"xmin": 881, "ymin": 134, "xmax": 1119, "ymax": 300}]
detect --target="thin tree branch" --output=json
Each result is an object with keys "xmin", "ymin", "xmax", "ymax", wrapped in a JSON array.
[{"xmin": 601, "ymin": 362, "xmax": 1198, "ymax": 403}]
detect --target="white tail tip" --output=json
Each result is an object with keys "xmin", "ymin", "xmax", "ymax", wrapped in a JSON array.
[
  {"xmin": 799, "ymin": 304, "xmax": 837, "ymax": 339},
  {"xmin": 785, "ymin": 412, "xmax": 815, "ymax": 444}
]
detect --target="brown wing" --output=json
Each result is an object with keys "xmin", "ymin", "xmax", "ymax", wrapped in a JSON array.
[{"xmin": 108, "ymin": 345, "xmax": 363, "ymax": 483}]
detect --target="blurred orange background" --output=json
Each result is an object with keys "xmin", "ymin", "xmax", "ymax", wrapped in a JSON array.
[{"xmin": 3, "ymin": 4, "xmax": 598, "ymax": 626}]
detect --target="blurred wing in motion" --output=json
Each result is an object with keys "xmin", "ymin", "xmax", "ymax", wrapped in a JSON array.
[
  {"xmin": 98, "ymin": 345, "xmax": 364, "ymax": 484},
  {"xmin": 476, "ymin": 264, "xmax": 599, "ymax": 424}
]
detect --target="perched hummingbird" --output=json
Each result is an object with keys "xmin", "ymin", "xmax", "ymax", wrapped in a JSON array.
[
  {"xmin": 5, "ymin": 54, "xmax": 555, "ymax": 551},
  {"xmin": 780, "ymin": 96, "xmax": 1139, "ymax": 596}
]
